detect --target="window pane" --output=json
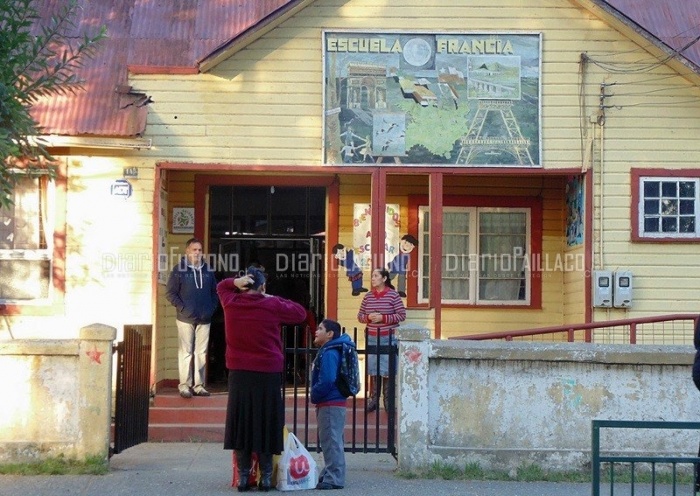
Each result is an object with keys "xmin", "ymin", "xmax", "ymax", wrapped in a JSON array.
[
  {"xmin": 442, "ymin": 211, "xmax": 469, "ymax": 301},
  {"xmin": 680, "ymin": 216, "xmax": 695, "ymax": 233},
  {"xmin": 442, "ymin": 278, "xmax": 468, "ymax": 300},
  {"xmin": 643, "ymin": 200, "xmax": 658, "ymax": 215},
  {"xmin": 680, "ymin": 181, "xmax": 695, "ymax": 198},
  {"xmin": 661, "ymin": 199, "xmax": 677, "ymax": 215},
  {"xmin": 644, "ymin": 181, "xmax": 660, "ymax": 197},
  {"xmin": 478, "ymin": 212, "xmax": 526, "ymax": 301},
  {"xmin": 479, "ymin": 279, "xmax": 523, "ymax": 301},
  {"xmin": 661, "ymin": 217, "xmax": 677, "ymax": 232},
  {"xmin": 0, "ymin": 259, "xmax": 51, "ymax": 300},
  {"xmin": 644, "ymin": 217, "xmax": 659, "ymax": 232},
  {"xmin": 661, "ymin": 181, "xmax": 677, "ymax": 197},
  {"xmin": 641, "ymin": 178, "xmax": 699, "ymax": 237},
  {"xmin": 444, "ymin": 211, "xmax": 468, "ymax": 232},
  {"xmin": 0, "ymin": 176, "xmax": 42, "ymax": 250},
  {"xmin": 270, "ymin": 187, "xmax": 307, "ymax": 235},
  {"xmin": 679, "ymin": 199, "xmax": 695, "ymax": 215},
  {"xmin": 308, "ymin": 188, "xmax": 325, "ymax": 235}
]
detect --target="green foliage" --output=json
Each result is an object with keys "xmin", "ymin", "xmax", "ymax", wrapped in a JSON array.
[
  {"xmin": 397, "ymin": 459, "xmax": 695, "ymax": 485},
  {"xmin": 0, "ymin": 0, "xmax": 106, "ymax": 208},
  {"xmin": 0, "ymin": 453, "xmax": 109, "ymax": 475}
]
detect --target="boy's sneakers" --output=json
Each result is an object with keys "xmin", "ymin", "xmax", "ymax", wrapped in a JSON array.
[
  {"xmin": 193, "ymin": 387, "xmax": 210, "ymax": 397},
  {"xmin": 179, "ymin": 388, "xmax": 192, "ymax": 399}
]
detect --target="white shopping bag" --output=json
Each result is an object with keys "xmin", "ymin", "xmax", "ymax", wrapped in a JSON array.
[{"xmin": 276, "ymin": 432, "xmax": 317, "ymax": 491}]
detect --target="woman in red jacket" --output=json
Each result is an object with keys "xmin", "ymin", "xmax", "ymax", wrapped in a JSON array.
[{"xmin": 217, "ymin": 266, "xmax": 306, "ymax": 492}]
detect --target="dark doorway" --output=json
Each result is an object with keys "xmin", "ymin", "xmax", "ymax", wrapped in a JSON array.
[{"xmin": 207, "ymin": 185, "xmax": 326, "ymax": 386}]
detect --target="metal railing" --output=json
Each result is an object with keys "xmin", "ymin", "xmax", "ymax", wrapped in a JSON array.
[
  {"xmin": 112, "ymin": 325, "xmax": 152, "ymax": 455},
  {"xmin": 450, "ymin": 314, "xmax": 698, "ymax": 345},
  {"xmin": 281, "ymin": 325, "xmax": 397, "ymax": 457},
  {"xmin": 592, "ymin": 419, "xmax": 700, "ymax": 496}
]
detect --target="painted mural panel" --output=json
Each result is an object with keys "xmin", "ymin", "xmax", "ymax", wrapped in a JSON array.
[
  {"xmin": 323, "ymin": 31, "xmax": 542, "ymax": 167},
  {"xmin": 566, "ymin": 176, "xmax": 584, "ymax": 247}
]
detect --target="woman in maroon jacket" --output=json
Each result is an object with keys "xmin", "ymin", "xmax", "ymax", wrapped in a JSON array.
[{"xmin": 217, "ymin": 266, "xmax": 306, "ymax": 492}]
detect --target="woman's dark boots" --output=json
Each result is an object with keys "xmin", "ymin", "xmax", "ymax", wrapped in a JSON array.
[
  {"xmin": 258, "ymin": 453, "xmax": 274, "ymax": 492},
  {"xmin": 234, "ymin": 450, "xmax": 252, "ymax": 492},
  {"xmin": 366, "ymin": 376, "xmax": 381, "ymax": 412},
  {"xmin": 382, "ymin": 377, "xmax": 392, "ymax": 412}
]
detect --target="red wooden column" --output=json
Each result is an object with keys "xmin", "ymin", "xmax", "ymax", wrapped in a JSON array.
[
  {"xmin": 326, "ymin": 177, "xmax": 340, "ymax": 320},
  {"xmin": 429, "ymin": 172, "xmax": 443, "ymax": 338},
  {"xmin": 370, "ymin": 168, "xmax": 387, "ymax": 270}
]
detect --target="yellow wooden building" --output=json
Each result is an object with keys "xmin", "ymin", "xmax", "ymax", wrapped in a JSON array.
[{"xmin": 3, "ymin": 0, "xmax": 700, "ymax": 390}]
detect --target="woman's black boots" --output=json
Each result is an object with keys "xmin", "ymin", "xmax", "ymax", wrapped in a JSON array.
[
  {"xmin": 382, "ymin": 377, "xmax": 391, "ymax": 412},
  {"xmin": 258, "ymin": 453, "xmax": 274, "ymax": 492},
  {"xmin": 234, "ymin": 450, "xmax": 252, "ymax": 492},
  {"xmin": 366, "ymin": 376, "xmax": 381, "ymax": 412}
]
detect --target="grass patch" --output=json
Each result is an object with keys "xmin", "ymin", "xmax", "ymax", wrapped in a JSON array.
[
  {"xmin": 0, "ymin": 454, "xmax": 108, "ymax": 475},
  {"xmin": 397, "ymin": 461, "xmax": 693, "ymax": 485}
]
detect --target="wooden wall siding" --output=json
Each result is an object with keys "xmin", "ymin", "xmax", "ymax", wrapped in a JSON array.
[
  {"xmin": 563, "ymin": 244, "xmax": 586, "ymax": 325},
  {"xmin": 124, "ymin": 0, "xmax": 700, "ymax": 364},
  {"xmin": 334, "ymin": 174, "xmax": 569, "ymax": 337}
]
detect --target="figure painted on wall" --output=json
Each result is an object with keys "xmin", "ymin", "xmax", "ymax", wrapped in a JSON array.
[
  {"xmin": 340, "ymin": 124, "xmax": 363, "ymax": 163},
  {"xmin": 387, "ymin": 234, "xmax": 418, "ymax": 298},
  {"xmin": 332, "ymin": 243, "xmax": 368, "ymax": 296},
  {"xmin": 566, "ymin": 176, "xmax": 584, "ymax": 246}
]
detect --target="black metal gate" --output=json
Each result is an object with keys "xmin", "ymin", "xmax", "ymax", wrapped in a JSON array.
[
  {"xmin": 282, "ymin": 325, "xmax": 398, "ymax": 458},
  {"xmin": 112, "ymin": 325, "xmax": 152, "ymax": 455}
]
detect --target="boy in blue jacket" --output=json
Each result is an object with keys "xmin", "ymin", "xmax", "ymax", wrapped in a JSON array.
[{"xmin": 311, "ymin": 319, "xmax": 352, "ymax": 490}]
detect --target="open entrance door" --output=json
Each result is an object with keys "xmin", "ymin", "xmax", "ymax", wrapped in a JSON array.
[{"xmin": 206, "ymin": 185, "xmax": 326, "ymax": 386}]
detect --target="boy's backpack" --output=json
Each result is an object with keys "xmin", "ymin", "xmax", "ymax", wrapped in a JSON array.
[{"xmin": 332, "ymin": 341, "xmax": 361, "ymax": 398}]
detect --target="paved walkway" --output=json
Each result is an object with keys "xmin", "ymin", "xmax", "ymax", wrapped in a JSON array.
[{"xmin": 0, "ymin": 442, "xmax": 690, "ymax": 496}]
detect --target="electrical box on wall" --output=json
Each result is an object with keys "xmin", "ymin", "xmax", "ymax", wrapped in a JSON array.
[
  {"xmin": 613, "ymin": 271, "xmax": 633, "ymax": 308},
  {"xmin": 592, "ymin": 270, "xmax": 613, "ymax": 307}
]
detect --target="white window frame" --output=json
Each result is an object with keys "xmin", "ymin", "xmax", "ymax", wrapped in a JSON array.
[
  {"xmin": 638, "ymin": 176, "xmax": 700, "ymax": 239},
  {"xmin": 0, "ymin": 173, "xmax": 55, "ymax": 305},
  {"xmin": 418, "ymin": 206, "xmax": 531, "ymax": 305}
]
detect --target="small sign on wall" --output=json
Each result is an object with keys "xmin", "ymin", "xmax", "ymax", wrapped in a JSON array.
[
  {"xmin": 171, "ymin": 207, "xmax": 195, "ymax": 234},
  {"xmin": 110, "ymin": 179, "xmax": 132, "ymax": 199}
]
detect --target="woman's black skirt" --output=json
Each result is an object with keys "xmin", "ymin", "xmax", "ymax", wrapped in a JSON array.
[{"xmin": 224, "ymin": 370, "xmax": 285, "ymax": 455}]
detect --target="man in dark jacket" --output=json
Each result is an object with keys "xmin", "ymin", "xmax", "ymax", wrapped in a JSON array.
[
  {"xmin": 165, "ymin": 238, "xmax": 218, "ymax": 398},
  {"xmin": 311, "ymin": 319, "xmax": 353, "ymax": 490}
]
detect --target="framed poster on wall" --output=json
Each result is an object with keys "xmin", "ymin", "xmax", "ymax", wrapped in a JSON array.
[
  {"xmin": 171, "ymin": 207, "xmax": 195, "ymax": 234},
  {"xmin": 323, "ymin": 31, "xmax": 542, "ymax": 167}
]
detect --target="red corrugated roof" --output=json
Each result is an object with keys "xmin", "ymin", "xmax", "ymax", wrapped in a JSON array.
[
  {"xmin": 27, "ymin": 0, "xmax": 700, "ymax": 138},
  {"xmin": 29, "ymin": 0, "xmax": 294, "ymax": 138},
  {"xmin": 603, "ymin": 0, "xmax": 700, "ymax": 71}
]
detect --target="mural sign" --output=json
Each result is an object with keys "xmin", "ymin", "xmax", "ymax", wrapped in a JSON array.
[
  {"xmin": 333, "ymin": 204, "xmax": 400, "ymax": 296},
  {"xmin": 566, "ymin": 176, "xmax": 584, "ymax": 247},
  {"xmin": 323, "ymin": 31, "xmax": 542, "ymax": 167}
]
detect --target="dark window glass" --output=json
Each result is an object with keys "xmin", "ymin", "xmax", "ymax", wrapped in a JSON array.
[
  {"xmin": 643, "ymin": 181, "xmax": 659, "ymax": 197},
  {"xmin": 680, "ymin": 181, "xmax": 695, "ymax": 198},
  {"xmin": 661, "ymin": 181, "xmax": 677, "ymax": 197},
  {"xmin": 680, "ymin": 217, "xmax": 695, "ymax": 233},
  {"xmin": 644, "ymin": 217, "xmax": 659, "ymax": 232},
  {"xmin": 643, "ymin": 200, "xmax": 658, "ymax": 215},
  {"xmin": 680, "ymin": 199, "xmax": 695, "ymax": 215},
  {"xmin": 661, "ymin": 217, "xmax": 677, "ymax": 232}
]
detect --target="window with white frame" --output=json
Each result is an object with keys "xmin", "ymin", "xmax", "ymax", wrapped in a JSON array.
[
  {"xmin": 639, "ymin": 177, "xmax": 699, "ymax": 238},
  {"xmin": 0, "ymin": 174, "xmax": 54, "ymax": 303},
  {"xmin": 418, "ymin": 206, "xmax": 530, "ymax": 305}
]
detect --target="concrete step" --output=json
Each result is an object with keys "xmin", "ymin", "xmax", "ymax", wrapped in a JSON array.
[{"xmin": 148, "ymin": 387, "xmax": 394, "ymax": 443}]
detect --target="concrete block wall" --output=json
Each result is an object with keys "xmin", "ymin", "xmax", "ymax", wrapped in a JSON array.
[
  {"xmin": 397, "ymin": 325, "xmax": 698, "ymax": 472},
  {"xmin": 0, "ymin": 323, "xmax": 116, "ymax": 463}
]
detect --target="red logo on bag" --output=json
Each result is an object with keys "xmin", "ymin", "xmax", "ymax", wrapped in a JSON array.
[{"xmin": 289, "ymin": 455, "xmax": 310, "ymax": 479}]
